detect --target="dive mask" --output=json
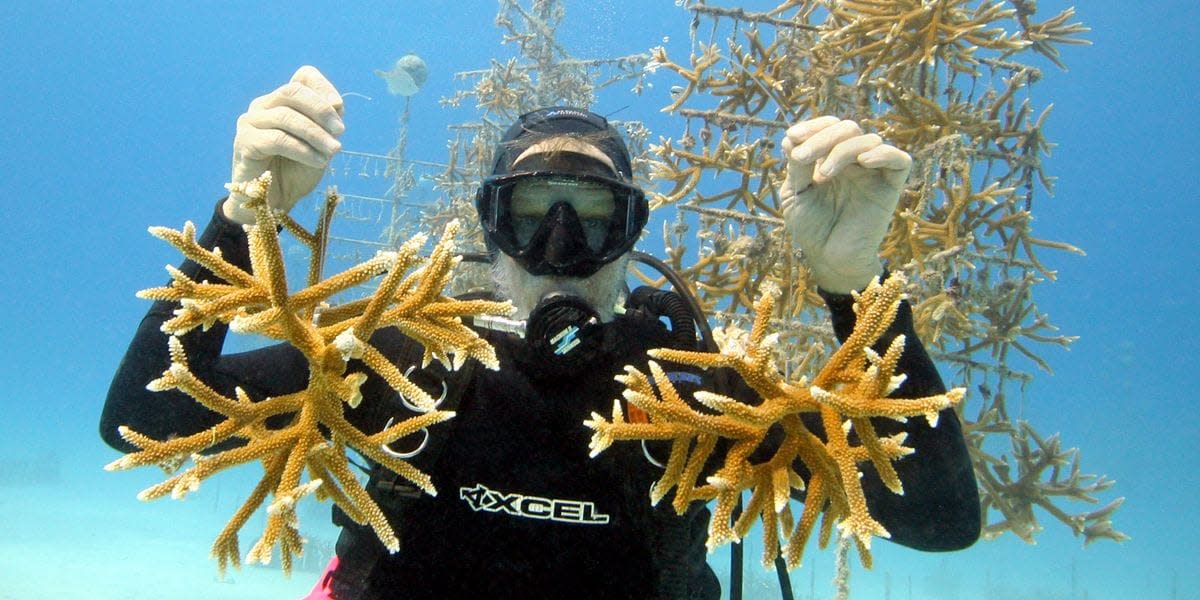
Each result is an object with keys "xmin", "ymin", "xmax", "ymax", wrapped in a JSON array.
[{"xmin": 476, "ymin": 171, "xmax": 648, "ymax": 278}]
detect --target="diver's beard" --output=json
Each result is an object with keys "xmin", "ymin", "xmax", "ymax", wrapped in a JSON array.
[{"xmin": 491, "ymin": 253, "xmax": 631, "ymax": 322}]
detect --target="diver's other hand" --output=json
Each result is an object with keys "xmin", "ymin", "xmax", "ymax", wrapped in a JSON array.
[
  {"xmin": 224, "ymin": 65, "xmax": 346, "ymax": 225},
  {"xmin": 779, "ymin": 116, "xmax": 912, "ymax": 294}
]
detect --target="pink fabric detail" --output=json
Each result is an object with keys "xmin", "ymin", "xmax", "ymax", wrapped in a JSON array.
[{"xmin": 303, "ymin": 555, "xmax": 341, "ymax": 600}]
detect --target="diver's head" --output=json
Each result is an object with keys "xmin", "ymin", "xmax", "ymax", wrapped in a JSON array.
[{"xmin": 475, "ymin": 107, "xmax": 649, "ymax": 281}]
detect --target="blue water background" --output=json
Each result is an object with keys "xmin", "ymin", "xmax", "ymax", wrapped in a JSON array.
[{"xmin": 0, "ymin": 1, "xmax": 1195, "ymax": 598}]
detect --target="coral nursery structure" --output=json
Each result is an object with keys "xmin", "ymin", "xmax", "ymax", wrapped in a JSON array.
[
  {"xmin": 638, "ymin": 0, "xmax": 1124, "ymax": 551},
  {"xmin": 109, "ymin": 173, "xmax": 511, "ymax": 573}
]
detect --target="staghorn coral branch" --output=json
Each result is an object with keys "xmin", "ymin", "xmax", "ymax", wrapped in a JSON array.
[
  {"xmin": 586, "ymin": 274, "xmax": 963, "ymax": 570},
  {"xmin": 112, "ymin": 171, "xmax": 512, "ymax": 575},
  {"xmin": 146, "ymin": 222, "xmax": 258, "ymax": 289}
]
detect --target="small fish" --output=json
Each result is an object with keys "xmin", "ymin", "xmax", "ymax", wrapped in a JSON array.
[{"xmin": 375, "ymin": 54, "xmax": 428, "ymax": 97}]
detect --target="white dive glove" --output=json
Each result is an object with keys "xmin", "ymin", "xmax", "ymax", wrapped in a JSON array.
[
  {"xmin": 779, "ymin": 116, "xmax": 912, "ymax": 294},
  {"xmin": 223, "ymin": 65, "xmax": 346, "ymax": 225}
]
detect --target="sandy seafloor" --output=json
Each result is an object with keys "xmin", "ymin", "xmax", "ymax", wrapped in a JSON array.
[{"xmin": 1, "ymin": 1, "xmax": 1197, "ymax": 598}]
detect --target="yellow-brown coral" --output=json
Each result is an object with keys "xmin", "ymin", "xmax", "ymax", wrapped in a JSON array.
[
  {"xmin": 586, "ymin": 273, "xmax": 963, "ymax": 570},
  {"xmin": 106, "ymin": 172, "xmax": 512, "ymax": 574}
]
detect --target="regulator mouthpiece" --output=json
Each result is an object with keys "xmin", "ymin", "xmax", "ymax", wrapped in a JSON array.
[{"xmin": 526, "ymin": 293, "xmax": 600, "ymax": 361}]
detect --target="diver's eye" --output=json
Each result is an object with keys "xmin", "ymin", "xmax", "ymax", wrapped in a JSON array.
[
  {"xmin": 581, "ymin": 218, "xmax": 609, "ymax": 251},
  {"xmin": 512, "ymin": 216, "xmax": 541, "ymax": 245},
  {"xmin": 511, "ymin": 189, "xmax": 554, "ymax": 218},
  {"xmin": 570, "ymin": 187, "xmax": 616, "ymax": 219}
]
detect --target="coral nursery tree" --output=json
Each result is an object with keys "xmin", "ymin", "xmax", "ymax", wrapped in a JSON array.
[{"xmin": 638, "ymin": 0, "xmax": 1125, "ymax": 549}]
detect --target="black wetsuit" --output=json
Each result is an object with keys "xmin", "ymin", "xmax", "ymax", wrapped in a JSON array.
[{"xmin": 101, "ymin": 204, "xmax": 980, "ymax": 599}]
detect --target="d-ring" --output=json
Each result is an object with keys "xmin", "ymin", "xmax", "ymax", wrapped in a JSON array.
[
  {"xmin": 641, "ymin": 440, "xmax": 666, "ymax": 468},
  {"xmin": 399, "ymin": 365, "xmax": 448, "ymax": 413},
  {"xmin": 380, "ymin": 417, "xmax": 430, "ymax": 459}
]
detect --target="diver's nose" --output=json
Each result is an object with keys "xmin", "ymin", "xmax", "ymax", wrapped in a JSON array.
[{"xmin": 542, "ymin": 202, "xmax": 589, "ymax": 268}]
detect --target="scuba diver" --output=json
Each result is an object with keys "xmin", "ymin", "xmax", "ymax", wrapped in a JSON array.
[{"xmin": 101, "ymin": 66, "xmax": 980, "ymax": 599}]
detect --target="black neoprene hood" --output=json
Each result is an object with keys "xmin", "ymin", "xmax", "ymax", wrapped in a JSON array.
[
  {"xmin": 490, "ymin": 107, "xmax": 635, "ymax": 180},
  {"xmin": 476, "ymin": 106, "xmax": 649, "ymax": 278}
]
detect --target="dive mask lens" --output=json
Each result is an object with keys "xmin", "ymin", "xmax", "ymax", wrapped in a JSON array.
[
  {"xmin": 509, "ymin": 176, "xmax": 616, "ymax": 251},
  {"xmin": 479, "ymin": 171, "xmax": 647, "ymax": 276}
]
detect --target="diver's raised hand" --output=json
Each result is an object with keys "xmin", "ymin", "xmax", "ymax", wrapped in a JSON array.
[
  {"xmin": 779, "ymin": 116, "xmax": 912, "ymax": 293},
  {"xmin": 223, "ymin": 66, "xmax": 345, "ymax": 225}
]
